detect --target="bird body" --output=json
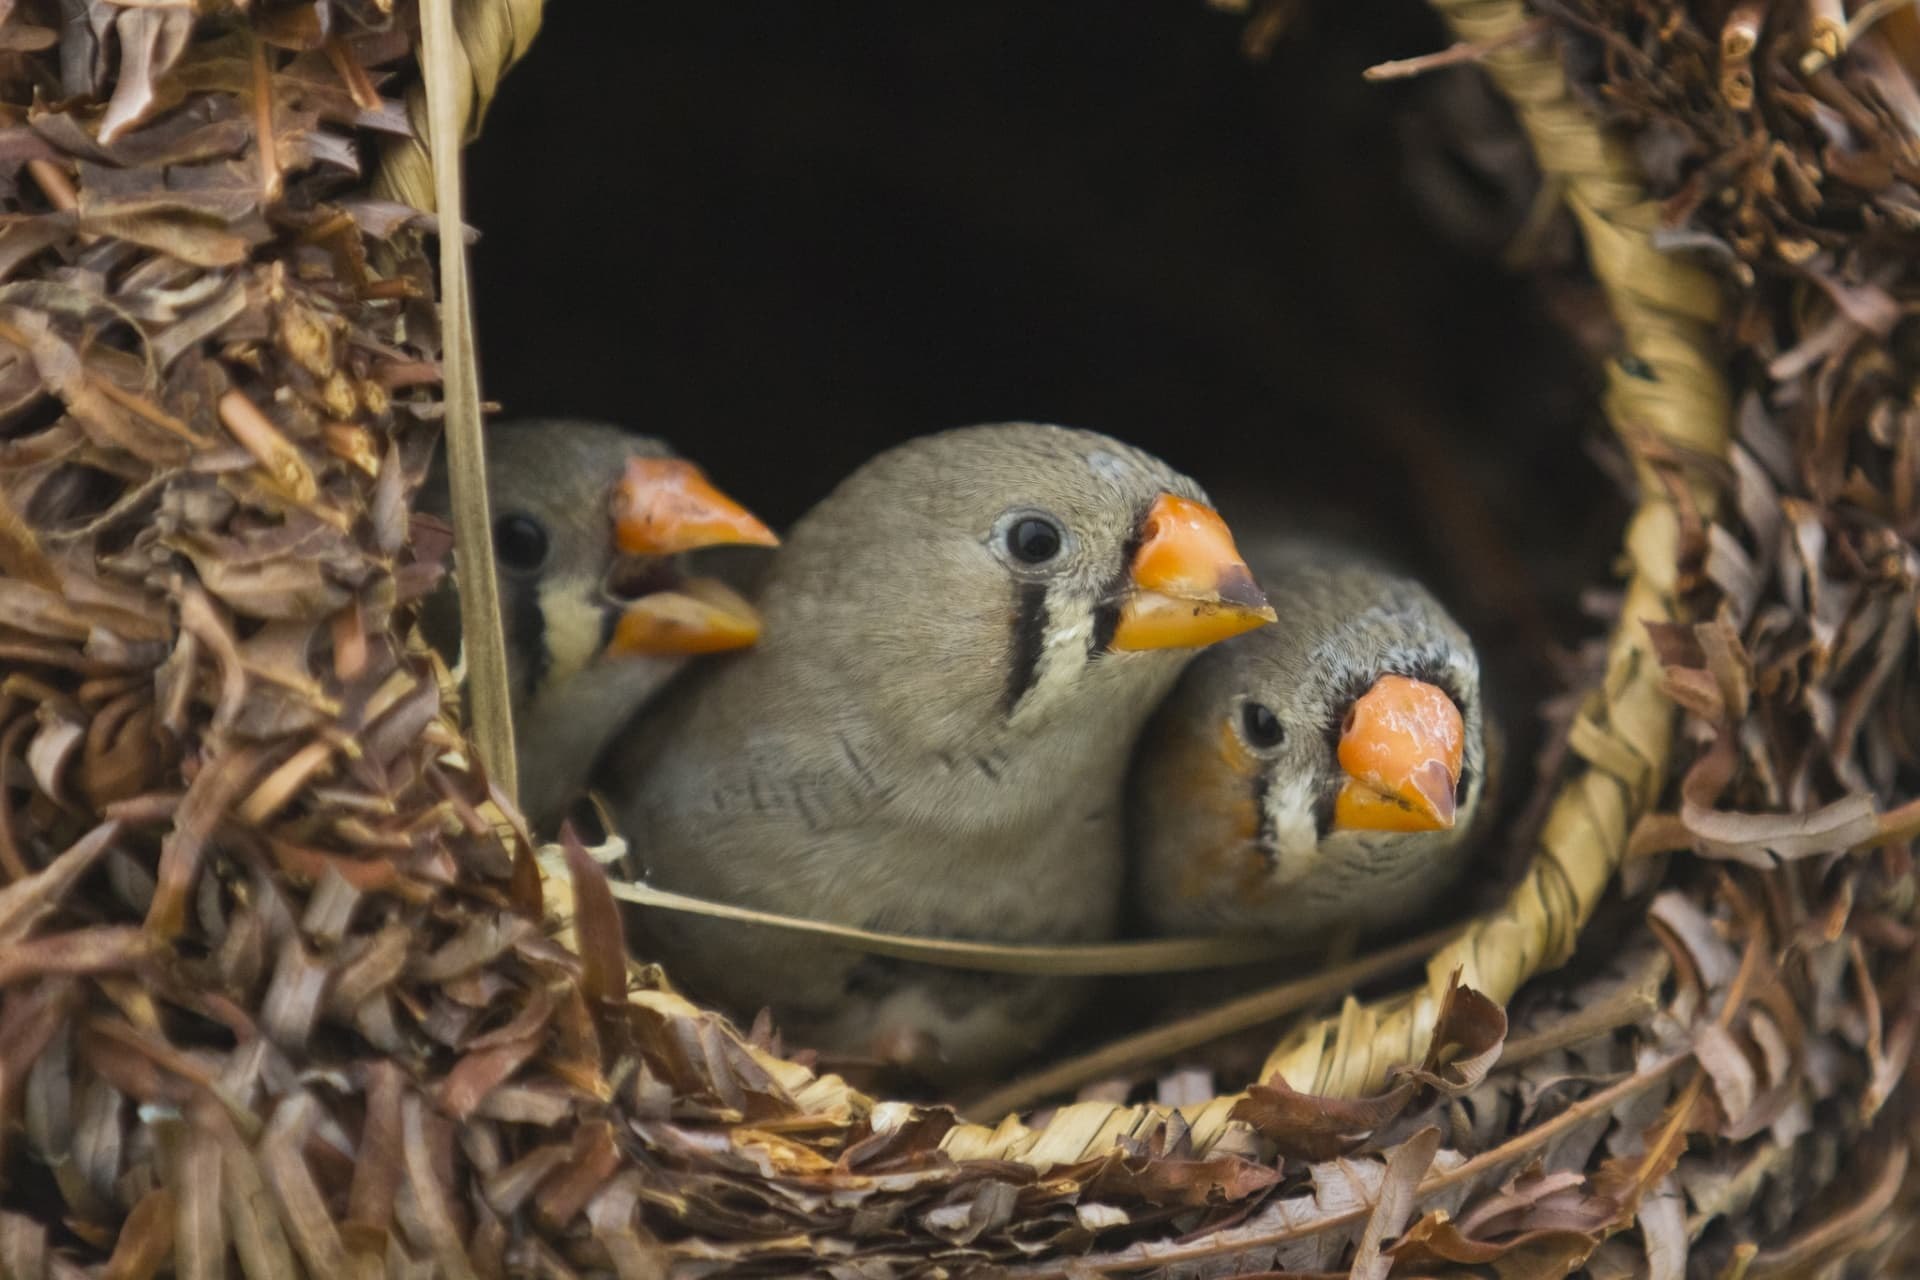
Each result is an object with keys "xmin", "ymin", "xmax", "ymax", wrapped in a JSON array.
[
  {"xmin": 1129, "ymin": 532, "xmax": 1490, "ymax": 942},
  {"xmin": 603, "ymin": 423, "xmax": 1274, "ymax": 1081},
  {"xmin": 419, "ymin": 419, "xmax": 775, "ymax": 828}
]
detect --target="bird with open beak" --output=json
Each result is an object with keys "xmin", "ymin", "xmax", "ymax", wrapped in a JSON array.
[
  {"xmin": 601, "ymin": 423, "xmax": 1275, "ymax": 1084},
  {"xmin": 1128, "ymin": 537, "xmax": 1490, "ymax": 942},
  {"xmin": 419, "ymin": 418, "xmax": 778, "ymax": 829}
]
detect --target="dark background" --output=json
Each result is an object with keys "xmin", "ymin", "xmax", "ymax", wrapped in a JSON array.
[{"xmin": 464, "ymin": 0, "xmax": 1624, "ymax": 760}]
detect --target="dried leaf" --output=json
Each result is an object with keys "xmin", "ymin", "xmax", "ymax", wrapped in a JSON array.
[
  {"xmin": 0, "ymin": 821, "xmax": 119, "ymax": 946},
  {"xmin": 564, "ymin": 823, "xmax": 625, "ymax": 1014},
  {"xmin": 1348, "ymin": 1125, "xmax": 1440, "ymax": 1280},
  {"xmin": 258, "ymin": 1094, "xmax": 352, "ymax": 1278}
]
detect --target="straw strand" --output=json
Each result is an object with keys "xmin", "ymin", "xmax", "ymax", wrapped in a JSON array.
[{"xmin": 1255, "ymin": 0, "xmax": 1730, "ymax": 1098}]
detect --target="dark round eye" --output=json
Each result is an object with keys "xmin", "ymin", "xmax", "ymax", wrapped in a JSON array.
[
  {"xmin": 1242, "ymin": 701, "xmax": 1284, "ymax": 749},
  {"xmin": 1006, "ymin": 516, "xmax": 1063, "ymax": 565},
  {"xmin": 492, "ymin": 513, "xmax": 549, "ymax": 571}
]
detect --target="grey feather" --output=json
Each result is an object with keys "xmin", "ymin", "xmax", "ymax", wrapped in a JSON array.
[
  {"xmin": 599, "ymin": 423, "xmax": 1216, "ymax": 1083},
  {"xmin": 1128, "ymin": 533, "xmax": 1492, "ymax": 941},
  {"xmin": 420, "ymin": 419, "xmax": 688, "ymax": 828}
]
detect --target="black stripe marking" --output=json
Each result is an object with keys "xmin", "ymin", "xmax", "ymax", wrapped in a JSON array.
[
  {"xmin": 1089, "ymin": 519, "xmax": 1146, "ymax": 657},
  {"xmin": 1088, "ymin": 600, "xmax": 1120, "ymax": 658},
  {"xmin": 1312, "ymin": 782, "xmax": 1339, "ymax": 841},
  {"xmin": 596, "ymin": 597, "xmax": 621, "ymax": 655},
  {"xmin": 1004, "ymin": 581, "xmax": 1049, "ymax": 716},
  {"xmin": 506, "ymin": 583, "xmax": 548, "ymax": 707},
  {"xmin": 1252, "ymin": 770, "xmax": 1278, "ymax": 865}
]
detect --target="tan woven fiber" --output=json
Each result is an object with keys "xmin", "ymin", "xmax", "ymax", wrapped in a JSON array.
[
  {"xmin": 1256, "ymin": 0, "xmax": 1730, "ymax": 1099},
  {"xmin": 940, "ymin": 0, "xmax": 1734, "ymax": 1160},
  {"xmin": 418, "ymin": 0, "xmax": 1727, "ymax": 1167},
  {"xmin": 375, "ymin": 0, "xmax": 545, "ymax": 211},
  {"xmin": 418, "ymin": 0, "xmax": 523, "ymax": 800}
]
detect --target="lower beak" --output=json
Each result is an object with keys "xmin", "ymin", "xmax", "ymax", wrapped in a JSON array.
[
  {"xmin": 1108, "ymin": 493, "xmax": 1276, "ymax": 651},
  {"xmin": 606, "ymin": 577, "xmax": 762, "ymax": 656},
  {"xmin": 613, "ymin": 457, "xmax": 779, "ymax": 556},
  {"xmin": 1331, "ymin": 674, "xmax": 1464, "ymax": 833}
]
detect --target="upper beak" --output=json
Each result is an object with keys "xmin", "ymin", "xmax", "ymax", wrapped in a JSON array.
[
  {"xmin": 612, "ymin": 457, "xmax": 779, "ymax": 556},
  {"xmin": 1331, "ymin": 674, "xmax": 1464, "ymax": 833},
  {"xmin": 1108, "ymin": 493, "xmax": 1276, "ymax": 651},
  {"xmin": 607, "ymin": 577, "xmax": 762, "ymax": 657}
]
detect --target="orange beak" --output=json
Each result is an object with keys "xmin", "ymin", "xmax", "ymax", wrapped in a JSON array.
[
  {"xmin": 607, "ymin": 577, "xmax": 761, "ymax": 657},
  {"xmin": 603, "ymin": 456, "xmax": 774, "ymax": 658},
  {"xmin": 1109, "ymin": 493, "xmax": 1276, "ymax": 651},
  {"xmin": 612, "ymin": 457, "xmax": 779, "ymax": 556},
  {"xmin": 1331, "ymin": 674, "xmax": 1464, "ymax": 833}
]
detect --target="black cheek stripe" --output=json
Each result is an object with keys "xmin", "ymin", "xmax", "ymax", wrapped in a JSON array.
[
  {"xmin": 1088, "ymin": 600, "xmax": 1119, "ymax": 657},
  {"xmin": 1312, "ymin": 784, "xmax": 1339, "ymax": 841},
  {"xmin": 1088, "ymin": 517, "xmax": 1146, "ymax": 659},
  {"xmin": 1003, "ymin": 581, "xmax": 1049, "ymax": 716},
  {"xmin": 507, "ymin": 583, "xmax": 549, "ymax": 706},
  {"xmin": 596, "ymin": 594, "xmax": 620, "ymax": 655},
  {"xmin": 1252, "ymin": 769, "xmax": 1278, "ymax": 859}
]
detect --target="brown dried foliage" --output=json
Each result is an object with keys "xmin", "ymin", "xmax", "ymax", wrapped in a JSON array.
[{"xmin": 0, "ymin": 0, "xmax": 1910, "ymax": 1275}]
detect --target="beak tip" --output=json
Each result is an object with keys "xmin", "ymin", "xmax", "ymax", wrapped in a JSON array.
[
  {"xmin": 613, "ymin": 458, "xmax": 778, "ymax": 555},
  {"xmin": 1331, "ymin": 676, "xmax": 1466, "ymax": 834},
  {"xmin": 1216, "ymin": 565, "xmax": 1270, "ymax": 613},
  {"xmin": 1411, "ymin": 760, "xmax": 1458, "ymax": 830},
  {"xmin": 1110, "ymin": 493, "xmax": 1273, "ymax": 650}
]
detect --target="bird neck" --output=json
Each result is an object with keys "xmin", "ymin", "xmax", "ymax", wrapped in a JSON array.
[{"xmin": 516, "ymin": 654, "xmax": 679, "ymax": 829}]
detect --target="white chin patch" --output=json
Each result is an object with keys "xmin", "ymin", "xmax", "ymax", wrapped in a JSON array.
[
  {"xmin": 537, "ymin": 581, "xmax": 607, "ymax": 687},
  {"xmin": 1264, "ymin": 774, "xmax": 1323, "ymax": 884}
]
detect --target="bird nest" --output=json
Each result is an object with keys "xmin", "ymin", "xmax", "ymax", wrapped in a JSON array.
[{"xmin": 0, "ymin": 0, "xmax": 1914, "ymax": 1275}]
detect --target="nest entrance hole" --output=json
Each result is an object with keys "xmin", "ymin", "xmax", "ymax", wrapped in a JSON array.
[{"xmin": 467, "ymin": 0, "xmax": 1630, "ymax": 1100}]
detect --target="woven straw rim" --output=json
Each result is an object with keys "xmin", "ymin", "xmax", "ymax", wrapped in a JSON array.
[{"xmin": 417, "ymin": 0, "xmax": 1731, "ymax": 1157}]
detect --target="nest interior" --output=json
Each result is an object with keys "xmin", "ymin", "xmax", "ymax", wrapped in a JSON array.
[
  {"xmin": 0, "ymin": 0, "xmax": 1912, "ymax": 1275},
  {"xmin": 455, "ymin": 0, "xmax": 1645, "ymax": 1108},
  {"xmin": 469, "ymin": 0, "xmax": 1618, "ymax": 665}
]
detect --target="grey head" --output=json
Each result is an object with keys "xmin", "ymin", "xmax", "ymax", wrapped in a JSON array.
[
  {"xmin": 735, "ymin": 422, "xmax": 1281, "ymax": 761},
  {"xmin": 1130, "ymin": 541, "xmax": 1489, "ymax": 940},
  {"xmin": 601, "ymin": 423, "xmax": 1277, "ymax": 1084},
  {"xmin": 419, "ymin": 418, "xmax": 773, "ymax": 826}
]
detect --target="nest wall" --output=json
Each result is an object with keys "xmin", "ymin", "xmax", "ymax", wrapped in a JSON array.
[{"xmin": 0, "ymin": 0, "xmax": 1909, "ymax": 1276}]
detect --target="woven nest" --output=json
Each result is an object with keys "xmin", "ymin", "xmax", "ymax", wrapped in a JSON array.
[{"xmin": 0, "ymin": 0, "xmax": 1913, "ymax": 1275}]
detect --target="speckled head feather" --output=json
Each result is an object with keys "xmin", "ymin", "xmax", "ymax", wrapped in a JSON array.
[{"xmin": 1129, "ymin": 538, "xmax": 1490, "ymax": 941}]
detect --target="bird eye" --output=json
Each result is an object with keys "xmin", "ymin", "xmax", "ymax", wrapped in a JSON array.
[
  {"xmin": 1006, "ymin": 516, "xmax": 1063, "ymax": 565},
  {"xmin": 492, "ymin": 513, "xmax": 549, "ymax": 571},
  {"xmin": 1242, "ymin": 701, "xmax": 1284, "ymax": 749}
]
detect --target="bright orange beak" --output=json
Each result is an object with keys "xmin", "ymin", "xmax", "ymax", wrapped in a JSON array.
[
  {"xmin": 1331, "ymin": 674, "xmax": 1464, "ymax": 833},
  {"xmin": 604, "ymin": 456, "xmax": 773, "ymax": 658},
  {"xmin": 607, "ymin": 577, "xmax": 761, "ymax": 657},
  {"xmin": 1109, "ymin": 493, "xmax": 1276, "ymax": 651},
  {"xmin": 612, "ymin": 457, "xmax": 779, "ymax": 556}
]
